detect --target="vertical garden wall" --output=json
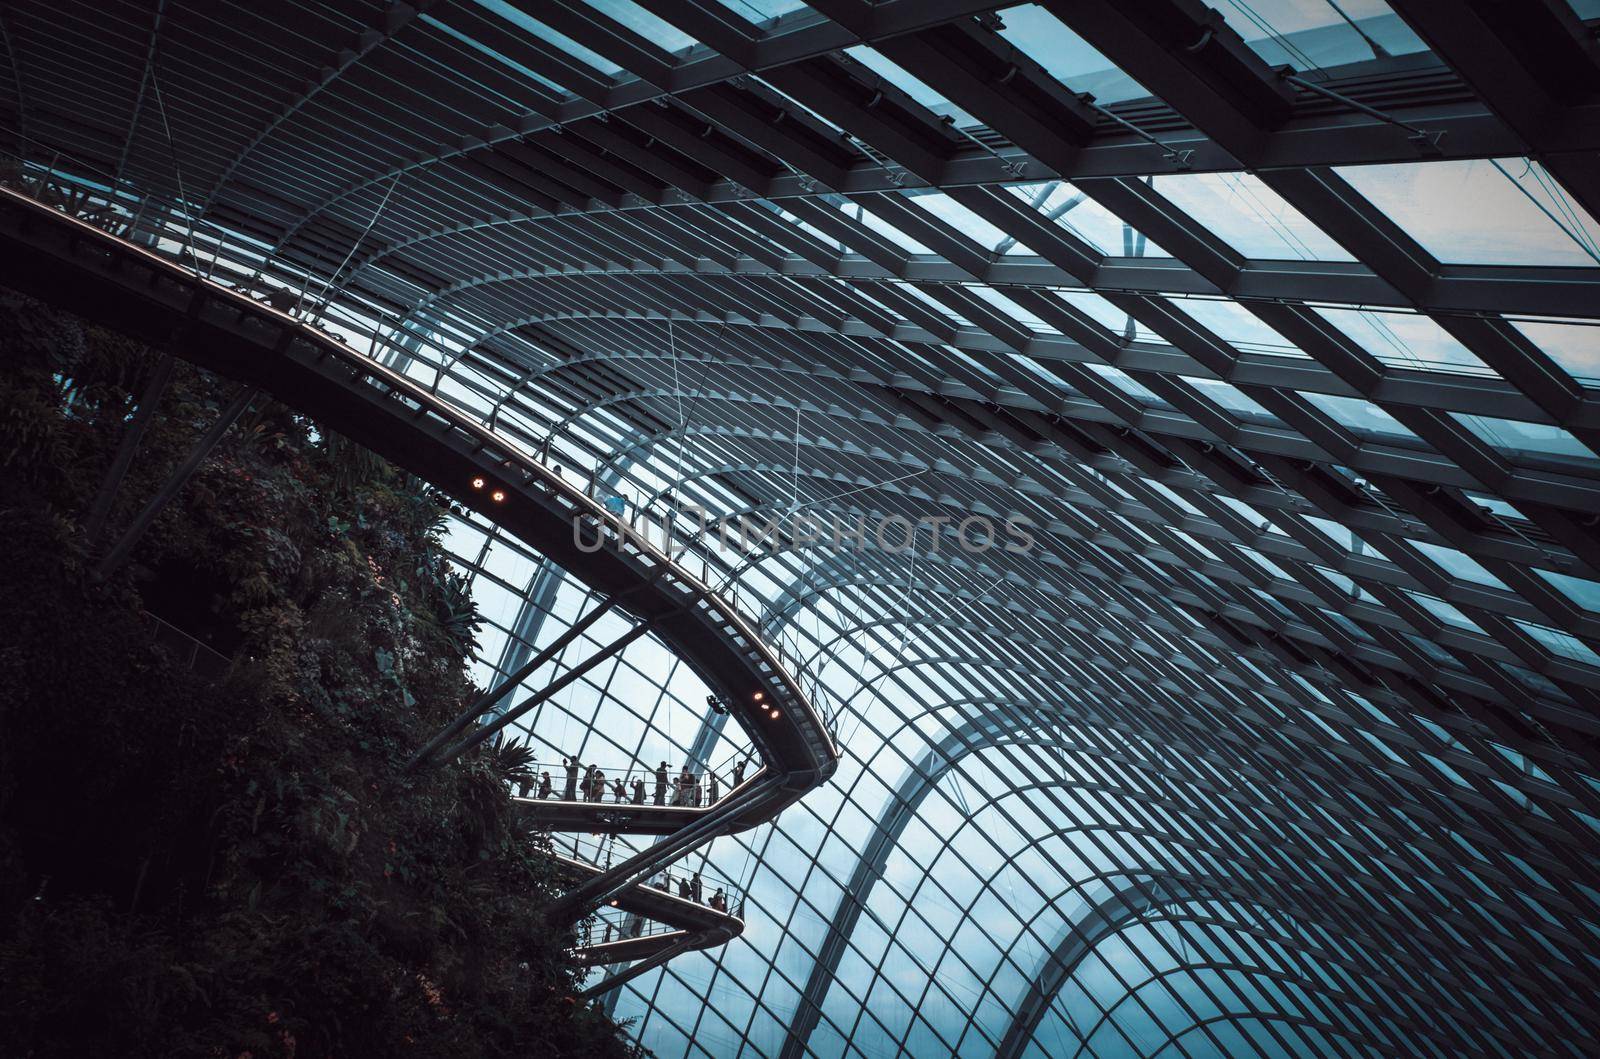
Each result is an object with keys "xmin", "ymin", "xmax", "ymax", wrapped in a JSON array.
[{"xmin": 0, "ymin": 289, "xmax": 640, "ymax": 1058}]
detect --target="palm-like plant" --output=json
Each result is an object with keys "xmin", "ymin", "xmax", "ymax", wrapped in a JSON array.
[{"xmin": 484, "ymin": 734, "xmax": 537, "ymax": 787}]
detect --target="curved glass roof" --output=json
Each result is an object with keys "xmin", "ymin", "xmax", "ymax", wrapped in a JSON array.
[{"xmin": 6, "ymin": 0, "xmax": 1600, "ymax": 1055}]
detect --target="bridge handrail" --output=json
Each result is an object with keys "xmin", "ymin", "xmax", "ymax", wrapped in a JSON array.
[{"xmin": 0, "ymin": 145, "xmax": 837, "ymax": 775}]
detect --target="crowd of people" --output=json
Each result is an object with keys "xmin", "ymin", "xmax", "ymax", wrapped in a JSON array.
[{"xmin": 518, "ymin": 755, "xmax": 753, "ymax": 808}]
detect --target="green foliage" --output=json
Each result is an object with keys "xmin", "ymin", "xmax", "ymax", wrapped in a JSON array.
[{"xmin": 0, "ymin": 292, "xmax": 644, "ymax": 1059}]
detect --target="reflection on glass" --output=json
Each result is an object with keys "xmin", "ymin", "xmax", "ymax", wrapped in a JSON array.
[
  {"xmin": 1175, "ymin": 296, "xmax": 1304, "ymax": 357},
  {"xmin": 1306, "ymin": 391, "xmax": 1420, "ymax": 441},
  {"xmin": 1005, "ymin": 182, "xmax": 1169, "ymax": 257},
  {"xmin": 1314, "ymin": 306, "xmax": 1491, "ymax": 376},
  {"xmin": 1337, "ymin": 158, "xmax": 1600, "ymax": 267},
  {"xmin": 1216, "ymin": 0, "xmax": 1428, "ymax": 69},
  {"xmin": 1511, "ymin": 317, "xmax": 1600, "ymax": 386},
  {"xmin": 1186, "ymin": 376, "xmax": 1275, "ymax": 419},
  {"xmin": 1153, "ymin": 172, "xmax": 1354, "ymax": 261},
  {"xmin": 845, "ymin": 46, "xmax": 978, "ymax": 127},
  {"xmin": 903, "ymin": 190, "xmax": 1031, "ymax": 254},
  {"xmin": 832, "ymin": 197, "xmax": 933, "ymax": 255},
  {"xmin": 995, "ymin": 4, "xmax": 1149, "ymax": 104},
  {"xmin": 1453, "ymin": 413, "xmax": 1600, "ymax": 466}
]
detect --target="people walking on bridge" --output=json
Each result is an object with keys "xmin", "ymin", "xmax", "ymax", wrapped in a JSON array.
[
  {"xmin": 710, "ymin": 887, "xmax": 727, "ymax": 913},
  {"xmin": 691, "ymin": 872, "xmax": 703, "ymax": 903},
  {"xmin": 590, "ymin": 767, "xmax": 606, "ymax": 802},
  {"xmin": 687, "ymin": 770, "xmax": 701, "ymax": 807},
  {"xmin": 708, "ymin": 770, "xmax": 720, "ymax": 804},
  {"xmin": 655, "ymin": 761, "xmax": 668, "ymax": 805},
  {"xmin": 677, "ymin": 875, "xmax": 691, "ymax": 899},
  {"xmin": 537, "ymin": 771, "xmax": 552, "ymax": 799},
  {"xmin": 564, "ymin": 757, "xmax": 579, "ymax": 801},
  {"xmin": 631, "ymin": 777, "xmax": 645, "ymax": 804},
  {"xmin": 611, "ymin": 776, "xmax": 626, "ymax": 803},
  {"xmin": 732, "ymin": 758, "xmax": 747, "ymax": 787},
  {"xmin": 580, "ymin": 764, "xmax": 594, "ymax": 800},
  {"xmin": 674, "ymin": 766, "xmax": 691, "ymax": 806}
]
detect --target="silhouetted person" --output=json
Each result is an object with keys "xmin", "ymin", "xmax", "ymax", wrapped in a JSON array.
[
  {"xmin": 581, "ymin": 764, "xmax": 595, "ymax": 801},
  {"xmin": 732, "ymin": 758, "xmax": 747, "ymax": 787},
  {"xmin": 612, "ymin": 777, "xmax": 626, "ymax": 802},
  {"xmin": 538, "ymin": 771, "xmax": 552, "ymax": 799},
  {"xmin": 631, "ymin": 778, "xmax": 645, "ymax": 804},
  {"xmin": 708, "ymin": 770, "xmax": 720, "ymax": 804},
  {"xmin": 691, "ymin": 873, "xmax": 703, "ymax": 903},
  {"xmin": 516, "ymin": 774, "xmax": 534, "ymax": 797},
  {"xmin": 603, "ymin": 923, "xmax": 613, "ymax": 944},
  {"xmin": 564, "ymin": 757, "xmax": 579, "ymax": 801},
  {"xmin": 676, "ymin": 766, "xmax": 692, "ymax": 806},
  {"xmin": 591, "ymin": 768, "xmax": 606, "ymax": 802},
  {"xmin": 655, "ymin": 761, "xmax": 668, "ymax": 805},
  {"xmin": 678, "ymin": 876, "xmax": 691, "ymax": 899},
  {"xmin": 710, "ymin": 887, "xmax": 727, "ymax": 913}
]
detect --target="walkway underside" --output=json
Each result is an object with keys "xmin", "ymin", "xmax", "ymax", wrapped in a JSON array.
[{"xmin": 554, "ymin": 854, "xmax": 742, "ymax": 968}]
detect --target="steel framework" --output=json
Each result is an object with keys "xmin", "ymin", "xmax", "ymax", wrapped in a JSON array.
[{"xmin": 5, "ymin": 1, "xmax": 1600, "ymax": 1056}]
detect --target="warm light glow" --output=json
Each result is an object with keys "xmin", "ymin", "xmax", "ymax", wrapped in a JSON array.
[
  {"xmin": 471, "ymin": 476, "xmax": 485, "ymax": 489},
  {"xmin": 491, "ymin": 489, "xmax": 506, "ymax": 503},
  {"xmin": 769, "ymin": 708, "xmax": 780, "ymax": 720},
  {"xmin": 753, "ymin": 690, "xmax": 765, "ymax": 702}
]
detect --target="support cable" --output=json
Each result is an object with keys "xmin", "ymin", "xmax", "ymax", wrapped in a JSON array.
[{"xmin": 147, "ymin": 56, "xmax": 200, "ymax": 274}]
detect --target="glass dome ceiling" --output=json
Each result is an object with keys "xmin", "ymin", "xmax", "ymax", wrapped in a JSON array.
[{"xmin": 5, "ymin": 0, "xmax": 1600, "ymax": 1056}]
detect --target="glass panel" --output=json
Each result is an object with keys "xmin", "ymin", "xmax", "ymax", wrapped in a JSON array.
[
  {"xmin": 845, "ymin": 46, "xmax": 978, "ymax": 127},
  {"xmin": 1186, "ymin": 376, "xmax": 1275, "ymax": 419},
  {"xmin": 1510, "ymin": 317, "xmax": 1600, "ymax": 386},
  {"xmin": 581, "ymin": 0, "xmax": 697, "ymax": 54},
  {"xmin": 996, "ymin": 4, "xmax": 1149, "ymax": 104},
  {"xmin": 1453, "ymin": 413, "xmax": 1600, "ymax": 466},
  {"xmin": 834, "ymin": 198, "xmax": 933, "ymax": 254},
  {"xmin": 1152, "ymin": 172, "xmax": 1355, "ymax": 261},
  {"xmin": 1337, "ymin": 159, "xmax": 1600, "ymax": 267},
  {"xmin": 473, "ymin": 0, "xmax": 624, "ymax": 76},
  {"xmin": 1005, "ymin": 182, "xmax": 1169, "ymax": 257},
  {"xmin": 714, "ymin": 0, "xmax": 808, "ymax": 25},
  {"xmin": 1216, "ymin": 0, "xmax": 1429, "ymax": 70},
  {"xmin": 425, "ymin": 15, "xmax": 573, "ymax": 95},
  {"xmin": 902, "ymin": 191, "xmax": 1032, "ymax": 254},
  {"xmin": 1314, "ymin": 306, "xmax": 1491, "ymax": 376},
  {"xmin": 1536, "ymin": 568, "xmax": 1600, "ymax": 613},
  {"xmin": 1516, "ymin": 621, "xmax": 1600, "ymax": 667},
  {"xmin": 1305, "ymin": 391, "xmax": 1420, "ymax": 441},
  {"xmin": 1174, "ymin": 297, "xmax": 1305, "ymax": 357}
]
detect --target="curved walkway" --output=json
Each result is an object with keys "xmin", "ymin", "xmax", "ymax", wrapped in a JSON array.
[{"xmin": 0, "ymin": 183, "xmax": 837, "ymax": 980}]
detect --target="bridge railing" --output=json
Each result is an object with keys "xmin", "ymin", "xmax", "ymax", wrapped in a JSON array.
[
  {"xmin": 552, "ymin": 832, "xmax": 745, "ymax": 916},
  {"xmin": 1, "ymin": 141, "xmax": 836, "ymax": 769}
]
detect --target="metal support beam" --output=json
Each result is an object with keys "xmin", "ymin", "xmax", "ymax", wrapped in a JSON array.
[
  {"xmin": 405, "ymin": 569, "xmax": 664, "ymax": 770},
  {"xmin": 93, "ymin": 384, "xmax": 256, "ymax": 580},
  {"xmin": 544, "ymin": 775, "xmax": 779, "ymax": 926},
  {"xmin": 433, "ymin": 617, "xmax": 660, "ymax": 765}
]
